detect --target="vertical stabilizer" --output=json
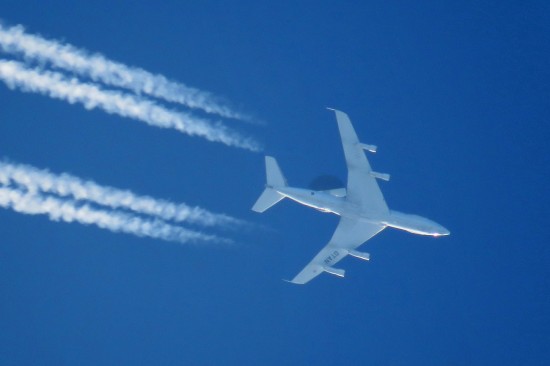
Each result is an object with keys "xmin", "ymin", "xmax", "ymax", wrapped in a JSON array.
[{"xmin": 265, "ymin": 156, "xmax": 287, "ymax": 188}]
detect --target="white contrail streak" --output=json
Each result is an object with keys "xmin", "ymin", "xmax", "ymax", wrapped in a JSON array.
[
  {"xmin": 0, "ymin": 186, "xmax": 227, "ymax": 244},
  {"xmin": 0, "ymin": 24, "xmax": 249, "ymax": 121},
  {"xmin": 0, "ymin": 160, "xmax": 243, "ymax": 228},
  {"xmin": 0, "ymin": 59, "xmax": 260, "ymax": 151}
]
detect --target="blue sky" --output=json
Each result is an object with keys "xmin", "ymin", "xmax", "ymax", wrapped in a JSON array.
[{"xmin": 0, "ymin": 1, "xmax": 548, "ymax": 365}]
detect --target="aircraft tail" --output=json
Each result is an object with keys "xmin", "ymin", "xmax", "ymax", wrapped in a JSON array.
[
  {"xmin": 252, "ymin": 156, "xmax": 287, "ymax": 213},
  {"xmin": 265, "ymin": 156, "xmax": 287, "ymax": 188}
]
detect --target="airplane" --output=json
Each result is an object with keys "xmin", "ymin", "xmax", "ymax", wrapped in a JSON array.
[{"xmin": 252, "ymin": 108, "xmax": 450, "ymax": 284}]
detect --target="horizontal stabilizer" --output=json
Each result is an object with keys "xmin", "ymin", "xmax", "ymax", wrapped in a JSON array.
[
  {"xmin": 348, "ymin": 250, "xmax": 370, "ymax": 261},
  {"xmin": 252, "ymin": 188, "xmax": 284, "ymax": 213},
  {"xmin": 323, "ymin": 266, "xmax": 345, "ymax": 278}
]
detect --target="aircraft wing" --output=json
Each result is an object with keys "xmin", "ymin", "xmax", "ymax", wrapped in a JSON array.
[
  {"xmin": 330, "ymin": 109, "xmax": 389, "ymax": 215},
  {"xmin": 289, "ymin": 216, "xmax": 385, "ymax": 284}
]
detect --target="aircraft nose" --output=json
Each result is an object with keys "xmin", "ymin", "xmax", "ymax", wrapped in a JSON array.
[{"xmin": 439, "ymin": 226, "xmax": 450, "ymax": 236}]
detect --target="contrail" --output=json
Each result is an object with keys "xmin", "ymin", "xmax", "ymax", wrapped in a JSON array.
[
  {"xmin": 0, "ymin": 59, "xmax": 260, "ymax": 151},
  {"xmin": 0, "ymin": 24, "xmax": 250, "ymax": 121},
  {"xmin": 0, "ymin": 186, "xmax": 228, "ymax": 244},
  {"xmin": 0, "ymin": 160, "xmax": 244, "ymax": 228}
]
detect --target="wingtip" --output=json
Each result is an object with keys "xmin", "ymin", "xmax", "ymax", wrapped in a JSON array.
[
  {"xmin": 326, "ymin": 107, "xmax": 345, "ymax": 115},
  {"xmin": 282, "ymin": 279, "xmax": 303, "ymax": 285}
]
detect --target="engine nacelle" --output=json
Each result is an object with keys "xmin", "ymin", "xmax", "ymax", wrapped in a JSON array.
[
  {"xmin": 370, "ymin": 171, "xmax": 390, "ymax": 181},
  {"xmin": 322, "ymin": 266, "xmax": 345, "ymax": 278},
  {"xmin": 348, "ymin": 250, "xmax": 370, "ymax": 261},
  {"xmin": 359, "ymin": 143, "xmax": 377, "ymax": 153}
]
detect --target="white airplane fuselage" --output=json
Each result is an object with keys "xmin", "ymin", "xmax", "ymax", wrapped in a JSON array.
[{"xmin": 276, "ymin": 186, "xmax": 449, "ymax": 237}]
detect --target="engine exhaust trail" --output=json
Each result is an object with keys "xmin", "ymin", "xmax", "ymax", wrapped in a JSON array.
[
  {"xmin": 0, "ymin": 59, "xmax": 260, "ymax": 151},
  {"xmin": 0, "ymin": 186, "xmax": 230, "ymax": 244},
  {"xmin": 0, "ymin": 24, "xmax": 251, "ymax": 121},
  {"xmin": 0, "ymin": 160, "xmax": 244, "ymax": 228}
]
